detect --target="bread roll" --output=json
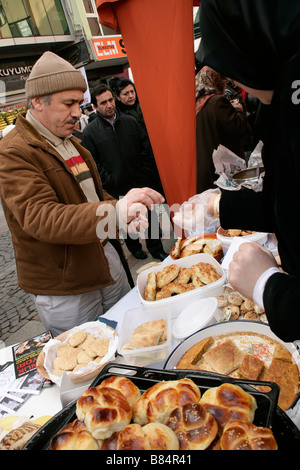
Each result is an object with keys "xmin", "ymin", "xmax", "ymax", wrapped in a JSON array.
[
  {"xmin": 200, "ymin": 383, "xmax": 257, "ymax": 431},
  {"xmin": 98, "ymin": 376, "xmax": 141, "ymax": 407},
  {"xmin": 76, "ymin": 386, "xmax": 132, "ymax": 440},
  {"xmin": 220, "ymin": 419, "xmax": 278, "ymax": 450},
  {"xmin": 166, "ymin": 402, "xmax": 218, "ymax": 450},
  {"xmin": 116, "ymin": 423, "xmax": 179, "ymax": 450},
  {"xmin": 133, "ymin": 378, "xmax": 200, "ymax": 425},
  {"xmin": 50, "ymin": 419, "xmax": 101, "ymax": 450}
]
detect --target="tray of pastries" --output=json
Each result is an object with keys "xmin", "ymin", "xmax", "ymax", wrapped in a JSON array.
[{"xmin": 23, "ymin": 363, "xmax": 300, "ymax": 450}]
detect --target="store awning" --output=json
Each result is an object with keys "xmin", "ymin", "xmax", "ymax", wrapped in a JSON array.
[{"xmin": 96, "ymin": 0, "xmax": 199, "ymax": 209}]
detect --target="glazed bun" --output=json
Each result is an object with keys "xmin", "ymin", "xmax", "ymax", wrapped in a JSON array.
[
  {"xmin": 220, "ymin": 420, "xmax": 278, "ymax": 450},
  {"xmin": 76, "ymin": 386, "xmax": 132, "ymax": 440},
  {"xmin": 133, "ymin": 378, "xmax": 201, "ymax": 425},
  {"xmin": 116, "ymin": 423, "xmax": 179, "ymax": 450},
  {"xmin": 49, "ymin": 419, "xmax": 101, "ymax": 450},
  {"xmin": 200, "ymin": 383, "xmax": 257, "ymax": 431},
  {"xmin": 98, "ymin": 376, "xmax": 141, "ymax": 407},
  {"xmin": 166, "ymin": 402, "xmax": 218, "ymax": 450}
]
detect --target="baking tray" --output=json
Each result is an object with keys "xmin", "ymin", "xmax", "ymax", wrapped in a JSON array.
[{"xmin": 23, "ymin": 363, "xmax": 300, "ymax": 450}]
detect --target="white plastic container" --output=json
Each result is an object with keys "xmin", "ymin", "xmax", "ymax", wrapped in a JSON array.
[
  {"xmin": 137, "ymin": 253, "xmax": 226, "ymax": 319},
  {"xmin": 172, "ymin": 297, "xmax": 218, "ymax": 340},
  {"xmin": 117, "ymin": 307, "xmax": 172, "ymax": 367},
  {"xmin": 216, "ymin": 228, "xmax": 268, "ymax": 255}
]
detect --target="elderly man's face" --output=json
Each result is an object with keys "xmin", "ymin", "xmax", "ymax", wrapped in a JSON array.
[{"xmin": 31, "ymin": 90, "xmax": 84, "ymax": 137}]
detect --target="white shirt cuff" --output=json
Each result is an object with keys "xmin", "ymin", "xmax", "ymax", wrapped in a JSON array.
[{"xmin": 253, "ymin": 267, "xmax": 281, "ymax": 309}]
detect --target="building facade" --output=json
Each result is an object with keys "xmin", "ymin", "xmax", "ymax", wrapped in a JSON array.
[{"xmin": 0, "ymin": 0, "xmax": 129, "ymax": 130}]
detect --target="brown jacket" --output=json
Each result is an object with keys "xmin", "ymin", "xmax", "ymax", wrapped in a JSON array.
[{"xmin": 0, "ymin": 115, "xmax": 118, "ymax": 295}]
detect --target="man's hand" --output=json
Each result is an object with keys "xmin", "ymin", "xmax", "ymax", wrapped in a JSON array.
[
  {"xmin": 228, "ymin": 242, "xmax": 278, "ymax": 299},
  {"xmin": 118, "ymin": 187, "xmax": 164, "ymax": 231}
]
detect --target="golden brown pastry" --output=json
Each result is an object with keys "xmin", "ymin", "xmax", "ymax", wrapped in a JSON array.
[
  {"xmin": 203, "ymin": 339, "xmax": 245, "ymax": 375},
  {"xmin": 237, "ymin": 354, "xmax": 265, "ymax": 380},
  {"xmin": 156, "ymin": 264, "xmax": 180, "ymax": 289},
  {"xmin": 50, "ymin": 419, "xmax": 101, "ymax": 450},
  {"xmin": 133, "ymin": 379, "xmax": 201, "ymax": 425},
  {"xmin": 68, "ymin": 331, "xmax": 87, "ymax": 347},
  {"xmin": 166, "ymin": 402, "xmax": 218, "ymax": 450},
  {"xmin": 122, "ymin": 319, "xmax": 167, "ymax": 350},
  {"xmin": 176, "ymin": 337, "xmax": 214, "ymax": 369},
  {"xmin": 0, "ymin": 422, "xmax": 41, "ymax": 450},
  {"xmin": 220, "ymin": 420, "xmax": 278, "ymax": 450},
  {"xmin": 200, "ymin": 383, "xmax": 257, "ymax": 432},
  {"xmin": 76, "ymin": 386, "xmax": 132, "ymax": 440},
  {"xmin": 144, "ymin": 272, "xmax": 157, "ymax": 301},
  {"xmin": 116, "ymin": 423, "xmax": 179, "ymax": 450},
  {"xmin": 98, "ymin": 376, "xmax": 141, "ymax": 407},
  {"xmin": 259, "ymin": 358, "xmax": 299, "ymax": 410}
]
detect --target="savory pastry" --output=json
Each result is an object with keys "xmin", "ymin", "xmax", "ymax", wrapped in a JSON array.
[
  {"xmin": 156, "ymin": 264, "xmax": 180, "ymax": 289},
  {"xmin": 50, "ymin": 419, "xmax": 101, "ymax": 450},
  {"xmin": 220, "ymin": 420, "xmax": 278, "ymax": 450},
  {"xmin": 203, "ymin": 339, "xmax": 245, "ymax": 375},
  {"xmin": 133, "ymin": 379, "xmax": 201, "ymax": 425},
  {"xmin": 76, "ymin": 386, "xmax": 132, "ymax": 440},
  {"xmin": 176, "ymin": 337, "xmax": 214, "ymax": 369},
  {"xmin": 144, "ymin": 272, "xmax": 157, "ymax": 301},
  {"xmin": 166, "ymin": 402, "xmax": 218, "ymax": 450},
  {"xmin": 155, "ymin": 281, "xmax": 192, "ymax": 300},
  {"xmin": 122, "ymin": 319, "xmax": 167, "ymax": 350},
  {"xmin": 0, "ymin": 422, "xmax": 41, "ymax": 450},
  {"xmin": 200, "ymin": 383, "xmax": 257, "ymax": 431},
  {"xmin": 237, "ymin": 354, "xmax": 265, "ymax": 380}
]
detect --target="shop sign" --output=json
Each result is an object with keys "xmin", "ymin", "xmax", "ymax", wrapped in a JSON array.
[{"xmin": 91, "ymin": 36, "xmax": 127, "ymax": 61}]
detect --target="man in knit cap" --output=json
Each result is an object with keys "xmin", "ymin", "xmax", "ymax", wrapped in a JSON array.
[{"xmin": 0, "ymin": 51, "xmax": 164, "ymax": 336}]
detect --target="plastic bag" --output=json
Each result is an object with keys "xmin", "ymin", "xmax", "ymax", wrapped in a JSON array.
[{"xmin": 172, "ymin": 188, "xmax": 221, "ymax": 237}]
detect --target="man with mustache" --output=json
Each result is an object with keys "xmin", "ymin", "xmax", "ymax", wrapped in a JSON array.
[{"xmin": 0, "ymin": 51, "xmax": 164, "ymax": 336}]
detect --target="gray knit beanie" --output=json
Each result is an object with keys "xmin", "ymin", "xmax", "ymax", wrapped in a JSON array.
[{"xmin": 25, "ymin": 51, "xmax": 87, "ymax": 99}]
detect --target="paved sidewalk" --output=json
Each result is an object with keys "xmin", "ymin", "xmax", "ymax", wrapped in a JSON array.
[{"xmin": 0, "ymin": 201, "xmax": 174, "ymax": 347}]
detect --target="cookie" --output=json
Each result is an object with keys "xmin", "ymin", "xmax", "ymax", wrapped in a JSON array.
[
  {"xmin": 53, "ymin": 355, "xmax": 77, "ymax": 371},
  {"xmin": 87, "ymin": 337, "xmax": 109, "ymax": 358},
  {"xmin": 69, "ymin": 331, "xmax": 87, "ymax": 347}
]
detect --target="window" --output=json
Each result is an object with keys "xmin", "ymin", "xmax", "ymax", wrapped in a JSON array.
[{"xmin": 0, "ymin": 0, "xmax": 70, "ymax": 38}]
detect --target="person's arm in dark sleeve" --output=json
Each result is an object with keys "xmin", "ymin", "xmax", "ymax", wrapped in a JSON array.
[
  {"xmin": 263, "ymin": 272, "xmax": 300, "ymax": 342},
  {"xmin": 81, "ymin": 130, "xmax": 114, "ymax": 189}
]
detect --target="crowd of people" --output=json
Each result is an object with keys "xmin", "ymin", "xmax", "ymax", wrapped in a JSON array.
[{"xmin": 0, "ymin": 0, "xmax": 299, "ymax": 343}]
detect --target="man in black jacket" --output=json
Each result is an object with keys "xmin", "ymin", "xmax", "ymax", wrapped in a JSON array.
[{"xmin": 81, "ymin": 84, "xmax": 167, "ymax": 261}]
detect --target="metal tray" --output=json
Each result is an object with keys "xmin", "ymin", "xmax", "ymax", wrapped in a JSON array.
[{"xmin": 23, "ymin": 363, "xmax": 300, "ymax": 450}]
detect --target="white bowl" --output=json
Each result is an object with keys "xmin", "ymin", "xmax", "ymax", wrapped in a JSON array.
[
  {"xmin": 137, "ymin": 253, "xmax": 226, "ymax": 319},
  {"xmin": 217, "ymin": 227, "xmax": 268, "ymax": 255}
]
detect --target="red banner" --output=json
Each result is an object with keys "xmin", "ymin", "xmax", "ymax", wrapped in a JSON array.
[{"xmin": 96, "ymin": 0, "xmax": 197, "ymax": 209}]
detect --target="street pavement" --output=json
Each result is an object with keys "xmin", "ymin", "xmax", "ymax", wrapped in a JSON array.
[{"xmin": 0, "ymin": 200, "xmax": 174, "ymax": 347}]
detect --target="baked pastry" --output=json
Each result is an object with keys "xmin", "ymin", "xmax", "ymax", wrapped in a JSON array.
[
  {"xmin": 237, "ymin": 354, "xmax": 265, "ymax": 380},
  {"xmin": 133, "ymin": 378, "xmax": 201, "ymax": 425},
  {"xmin": 203, "ymin": 339, "xmax": 245, "ymax": 375},
  {"xmin": 144, "ymin": 272, "xmax": 157, "ymax": 301},
  {"xmin": 156, "ymin": 264, "xmax": 180, "ymax": 289},
  {"xmin": 122, "ymin": 319, "xmax": 167, "ymax": 350},
  {"xmin": 166, "ymin": 402, "xmax": 218, "ymax": 450},
  {"xmin": 76, "ymin": 386, "xmax": 132, "ymax": 440},
  {"xmin": 98, "ymin": 376, "xmax": 141, "ymax": 407},
  {"xmin": 176, "ymin": 337, "xmax": 214, "ymax": 369},
  {"xmin": 191, "ymin": 262, "xmax": 221, "ymax": 285},
  {"xmin": 0, "ymin": 422, "xmax": 41, "ymax": 450},
  {"xmin": 220, "ymin": 420, "xmax": 278, "ymax": 450},
  {"xmin": 200, "ymin": 383, "xmax": 257, "ymax": 431},
  {"xmin": 116, "ymin": 423, "xmax": 179, "ymax": 450},
  {"xmin": 259, "ymin": 359, "xmax": 299, "ymax": 410},
  {"xmin": 68, "ymin": 331, "xmax": 87, "ymax": 347},
  {"xmin": 50, "ymin": 419, "xmax": 101, "ymax": 450},
  {"xmin": 155, "ymin": 281, "xmax": 192, "ymax": 300}
]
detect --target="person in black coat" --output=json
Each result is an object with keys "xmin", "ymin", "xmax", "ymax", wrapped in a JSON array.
[
  {"xmin": 196, "ymin": 0, "xmax": 300, "ymax": 342},
  {"xmin": 81, "ymin": 84, "xmax": 167, "ymax": 261}
]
